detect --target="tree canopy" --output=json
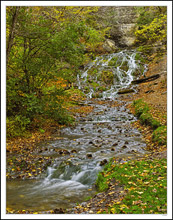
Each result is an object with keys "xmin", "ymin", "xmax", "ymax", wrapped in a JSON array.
[{"xmin": 6, "ymin": 6, "xmax": 106, "ymax": 137}]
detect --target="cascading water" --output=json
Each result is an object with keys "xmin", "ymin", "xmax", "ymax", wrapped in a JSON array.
[
  {"xmin": 6, "ymin": 50, "xmax": 148, "ymax": 212},
  {"xmin": 77, "ymin": 50, "xmax": 146, "ymax": 99}
]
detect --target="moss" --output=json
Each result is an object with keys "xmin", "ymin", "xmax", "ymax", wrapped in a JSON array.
[
  {"xmin": 87, "ymin": 66, "xmax": 99, "ymax": 76},
  {"xmin": 91, "ymin": 82, "xmax": 99, "ymax": 89},
  {"xmin": 152, "ymin": 126, "xmax": 167, "ymax": 145},
  {"xmin": 133, "ymin": 99, "xmax": 149, "ymax": 117},
  {"xmin": 98, "ymin": 86, "xmax": 107, "ymax": 92},
  {"xmin": 151, "ymin": 119, "xmax": 161, "ymax": 129},
  {"xmin": 120, "ymin": 61, "xmax": 129, "ymax": 72},
  {"xmin": 139, "ymin": 112, "xmax": 153, "ymax": 125},
  {"xmin": 99, "ymin": 70, "xmax": 114, "ymax": 84},
  {"xmin": 108, "ymin": 57, "xmax": 118, "ymax": 66}
]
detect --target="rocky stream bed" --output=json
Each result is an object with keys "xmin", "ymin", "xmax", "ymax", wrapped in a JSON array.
[{"xmin": 6, "ymin": 50, "xmax": 167, "ymax": 214}]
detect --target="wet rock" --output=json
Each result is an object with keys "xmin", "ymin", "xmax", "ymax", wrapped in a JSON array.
[
  {"xmin": 80, "ymin": 118, "xmax": 86, "ymax": 122},
  {"xmin": 59, "ymin": 149, "xmax": 70, "ymax": 155},
  {"xmin": 131, "ymin": 150, "xmax": 137, "ymax": 153},
  {"xmin": 53, "ymin": 208, "xmax": 65, "ymax": 214},
  {"xmin": 87, "ymin": 153, "xmax": 92, "ymax": 158},
  {"xmin": 103, "ymin": 39, "xmax": 117, "ymax": 52},
  {"xmin": 99, "ymin": 159, "xmax": 108, "ymax": 166},
  {"xmin": 88, "ymin": 118, "xmax": 93, "ymax": 121},
  {"xmin": 94, "ymin": 144, "xmax": 101, "ymax": 148},
  {"xmin": 122, "ymin": 145, "xmax": 127, "ymax": 149}
]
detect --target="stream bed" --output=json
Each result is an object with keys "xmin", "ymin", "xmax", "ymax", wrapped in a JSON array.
[{"xmin": 7, "ymin": 50, "xmax": 148, "ymax": 212}]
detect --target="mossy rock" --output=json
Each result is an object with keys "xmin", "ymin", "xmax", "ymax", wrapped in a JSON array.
[
  {"xmin": 152, "ymin": 126, "xmax": 167, "ymax": 145},
  {"xmin": 120, "ymin": 61, "xmax": 129, "ymax": 72},
  {"xmin": 98, "ymin": 86, "xmax": 107, "ymax": 92},
  {"xmin": 87, "ymin": 66, "xmax": 99, "ymax": 76},
  {"xmin": 91, "ymin": 82, "xmax": 99, "ymax": 89},
  {"xmin": 133, "ymin": 99, "xmax": 149, "ymax": 117},
  {"xmin": 108, "ymin": 57, "xmax": 118, "ymax": 66},
  {"xmin": 84, "ymin": 86, "xmax": 90, "ymax": 93},
  {"xmin": 94, "ymin": 92, "xmax": 103, "ymax": 98},
  {"xmin": 98, "ymin": 70, "xmax": 114, "ymax": 84},
  {"xmin": 139, "ymin": 112, "xmax": 153, "ymax": 125}
]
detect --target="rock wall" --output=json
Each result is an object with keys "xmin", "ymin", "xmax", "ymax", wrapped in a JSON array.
[{"xmin": 96, "ymin": 6, "xmax": 138, "ymax": 47}]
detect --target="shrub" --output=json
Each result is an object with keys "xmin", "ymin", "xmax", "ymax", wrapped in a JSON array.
[{"xmin": 6, "ymin": 115, "xmax": 31, "ymax": 138}]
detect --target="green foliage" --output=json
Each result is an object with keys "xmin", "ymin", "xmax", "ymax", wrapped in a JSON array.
[
  {"xmin": 134, "ymin": 6, "xmax": 167, "ymax": 58},
  {"xmin": 96, "ymin": 157, "xmax": 167, "ymax": 214},
  {"xmin": 133, "ymin": 99, "xmax": 149, "ymax": 117},
  {"xmin": 6, "ymin": 116, "xmax": 31, "ymax": 138},
  {"xmin": 6, "ymin": 6, "xmax": 106, "ymax": 138},
  {"xmin": 135, "ymin": 14, "xmax": 167, "ymax": 45},
  {"xmin": 152, "ymin": 126, "xmax": 167, "ymax": 145}
]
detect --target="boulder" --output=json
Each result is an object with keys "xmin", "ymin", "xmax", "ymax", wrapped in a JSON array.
[
  {"xmin": 103, "ymin": 39, "xmax": 117, "ymax": 52},
  {"xmin": 99, "ymin": 159, "xmax": 108, "ymax": 166}
]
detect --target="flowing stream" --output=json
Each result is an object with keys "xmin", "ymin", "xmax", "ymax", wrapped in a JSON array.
[{"xmin": 7, "ymin": 50, "xmax": 148, "ymax": 212}]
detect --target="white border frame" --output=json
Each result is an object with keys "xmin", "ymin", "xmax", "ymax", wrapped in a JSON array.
[{"xmin": 1, "ymin": 1, "xmax": 172, "ymax": 219}]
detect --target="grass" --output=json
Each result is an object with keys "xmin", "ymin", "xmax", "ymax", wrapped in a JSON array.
[
  {"xmin": 133, "ymin": 99, "xmax": 161, "ymax": 128},
  {"xmin": 132, "ymin": 99, "xmax": 166, "ymax": 145},
  {"xmin": 96, "ymin": 157, "xmax": 167, "ymax": 214},
  {"xmin": 152, "ymin": 126, "xmax": 167, "ymax": 145}
]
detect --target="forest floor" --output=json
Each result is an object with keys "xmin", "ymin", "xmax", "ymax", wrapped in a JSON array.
[{"xmin": 6, "ymin": 54, "xmax": 168, "ymax": 214}]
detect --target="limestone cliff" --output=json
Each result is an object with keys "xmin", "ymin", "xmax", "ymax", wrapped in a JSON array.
[{"xmin": 96, "ymin": 6, "xmax": 138, "ymax": 47}]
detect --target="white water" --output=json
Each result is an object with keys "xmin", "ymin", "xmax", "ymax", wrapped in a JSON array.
[{"xmin": 77, "ymin": 50, "xmax": 146, "ymax": 99}]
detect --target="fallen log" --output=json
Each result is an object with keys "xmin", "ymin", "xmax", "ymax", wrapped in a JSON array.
[
  {"xmin": 131, "ymin": 74, "xmax": 160, "ymax": 84},
  {"xmin": 117, "ymin": 88, "xmax": 135, "ymax": 94}
]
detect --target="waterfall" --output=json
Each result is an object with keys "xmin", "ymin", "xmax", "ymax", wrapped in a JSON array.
[{"xmin": 77, "ymin": 50, "xmax": 144, "ymax": 100}]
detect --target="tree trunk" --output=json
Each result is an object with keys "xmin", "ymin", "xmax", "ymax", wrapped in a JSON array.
[{"xmin": 6, "ymin": 6, "xmax": 20, "ymax": 66}]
